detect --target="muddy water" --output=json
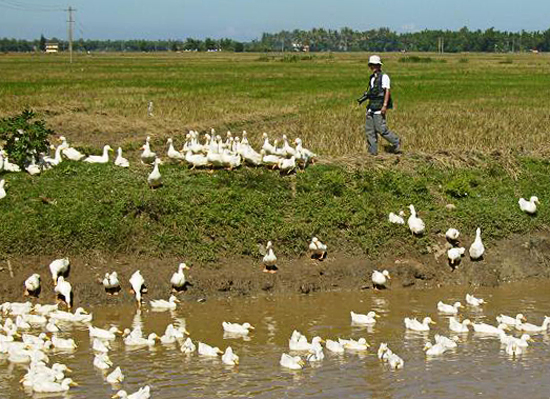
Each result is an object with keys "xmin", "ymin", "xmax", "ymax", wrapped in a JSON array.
[{"xmin": 2, "ymin": 281, "xmax": 550, "ymax": 399}]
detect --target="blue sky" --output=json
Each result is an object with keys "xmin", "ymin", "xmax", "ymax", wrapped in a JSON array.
[{"xmin": 1, "ymin": 0, "xmax": 549, "ymax": 40}]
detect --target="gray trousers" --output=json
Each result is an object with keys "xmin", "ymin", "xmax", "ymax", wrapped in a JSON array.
[{"xmin": 365, "ymin": 113, "xmax": 400, "ymax": 155}]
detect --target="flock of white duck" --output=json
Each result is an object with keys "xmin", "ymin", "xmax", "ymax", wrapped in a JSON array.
[{"xmin": 0, "ymin": 130, "xmax": 317, "ymax": 197}]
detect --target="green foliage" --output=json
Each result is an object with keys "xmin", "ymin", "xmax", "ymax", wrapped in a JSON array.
[
  {"xmin": 399, "ymin": 56, "xmax": 446, "ymax": 64},
  {"xmin": 458, "ymin": 58, "xmax": 469, "ymax": 63},
  {"xmin": 444, "ymin": 173, "xmax": 479, "ymax": 198},
  {"xmin": 0, "ymin": 110, "xmax": 54, "ymax": 168}
]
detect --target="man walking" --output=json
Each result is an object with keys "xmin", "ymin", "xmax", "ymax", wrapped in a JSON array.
[{"xmin": 360, "ymin": 55, "xmax": 401, "ymax": 155}]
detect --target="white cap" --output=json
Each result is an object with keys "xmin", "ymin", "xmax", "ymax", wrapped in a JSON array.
[{"xmin": 368, "ymin": 55, "xmax": 383, "ymax": 65}]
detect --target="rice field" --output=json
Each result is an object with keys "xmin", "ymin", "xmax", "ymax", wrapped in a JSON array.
[{"xmin": 1, "ymin": 51, "xmax": 550, "ymax": 157}]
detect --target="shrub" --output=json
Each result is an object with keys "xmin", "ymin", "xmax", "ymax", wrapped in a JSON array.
[{"xmin": 0, "ymin": 109, "xmax": 54, "ymax": 168}]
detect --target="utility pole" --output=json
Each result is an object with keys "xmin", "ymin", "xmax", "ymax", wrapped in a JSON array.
[{"xmin": 66, "ymin": 6, "xmax": 76, "ymax": 63}]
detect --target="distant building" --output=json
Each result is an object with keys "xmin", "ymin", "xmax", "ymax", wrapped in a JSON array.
[{"xmin": 45, "ymin": 42, "xmax": 59, "ymax": 53}]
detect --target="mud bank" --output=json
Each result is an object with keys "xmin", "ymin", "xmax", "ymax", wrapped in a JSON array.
[{"xmin": 1, "ymin": 232, "xmax": 550, "ymax": 307}]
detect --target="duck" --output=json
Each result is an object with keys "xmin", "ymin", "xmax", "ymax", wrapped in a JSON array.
[
  {"xmin": 221, "ymin": 149, "xmax": 241, "ymax": 170},
  {"xmin": 185, "ymin": 150, "xmax": 209, "ymax": 169},
  {"xmin": 505, "ymin": 341, "xmax": 523, "ymax": 357},
  {"xmin": 92, "ymin": 338, "xmax": 110, "ymax": 353},
  {"xmin": 49, "ymin": 307, "xmax": 91, "ymax": 323},
  {"xmin": 150, "ymin": 295, "xmax": 180, "ymax": 311},
  {"xmin": 372, "ymin": 270, "xmax": 391, "ymax": 289},
  {"xmin": 449, "ymin": 317, "xmax": 471, "ymax": 333},
  {"xmin": 147, "ymin": 158, "xmax": 162, "ymax": 188},
  {"xmin": 1, "ymin": 153, "xmax": 21, "ymax": 172},
  {"xmin": 22, "ymin": 314, "xmax": 47, "ymax": 326},
  {"xmin": 102, "ymin": 272, "xmax": 120, "ymax": 294},
  {"xmin": 198, "ymin": 342, "xmax": 223, "ymax": 356},
  {"xmin": 260, "ymin": 150, "xmax": 281, "ymax": 169},
  {"xmin": 340, "ymin": 337, "xmax": 370, "ymax": 352},
  {"xmin": 129, "ymin": 270, "xmax": 146, "ymax": 307},
  {"xmin": 114, "ymin": 147, "xmax": 130, "ymax": 168},
  {"xmin": 160, "ymin": 324, "xmax": 189, "ymax": 344},
  {"xmin": 471, "ymin": 322, "xmax": 509, "ymax": 336},
  {"xmin": 242, "ymin": 145, "xmax": 263, "ymax": 166},
  {"xmin": 262, "ymin": 241, "xmax": 277, "ymax": 273},
  {"xmin": 437, "ymin": 301, "xmax": 462, "ymax": 315},
  {"xmin": 350, "ymin": 311, "xmax": 379, "ymax": 325},
  {"xmin": 33, "ymin": 303, "xmax": 59, "ymax": 316},
  {"xmin": 261, "ymin": 133, "xmax": 277, "ymax": 155},
  {"xmin": 171, "ymin": 262, "xmax": 190, "ymax": 291},
  {"xmin": 166, "ymin": 138, "xmax": 185, "ymax": 160},
  {"xmin": 424, "ymin": 341, "xmax": 448, "ymax": 356},
  {"xmin": 222, "ymin": 321, "xmax": 255, "ymax": 335},
  {"xmin": 434, "ymin": 334, "xmax": 459, "ymax": 349},
  {"xmin": 469, "ymin": 227, "xmax": 485, "ymax": 260},
  {"xmin": 388, "ymin": 211, "xmax": 405, "ymax": 225},
  {"xmin": 280, "ymin": 353, "xmax": 305, "ymax": 370},
  {"xmin": 294, "ymin": 138, "xmax": 316, "ymax": 160},
  {"xmin": 180, "ymin": 337, "xmax": 196, "ymax": 354},
  {"xmin": 93, "ymin": 353, "xmax": 113, "ymax": 370},
  {"xmin": 377, "ymin": 343, "xmax": 392, "ymax": 360},
  {"xmin": 141, "ymin": 137, "xmax": 156, "ymax": 164},
  {"xmin": 24, "ymin": 274, "xmax": 41, "ymax": 296},
  {"xmin": 222, "ymin": 346, "xmax": 239, "ymax": 366},
  {"xmin": 278, "ymin": 156, "xmax": 296, "ymax": 174},
  {"xmin": 59, "ymin": 137, "xmax": 85, "ymax": 161},
  {"xmin": 281, "ymin": 135, "xmax": 297, "ymax": 157},
  {"xmin": 124, "ymin": 333, "xmax": 158, "ymax": 347},
  {"xmin": 407, "ymin": 205, "xmax": 425, "ymax": 235},
  {"xmin": 89, "ymin": 326, "xmax": 122, "ymax": 340},
  {"xmin": 404, "ymin": 317, "xmax": 435, "ymax": 332},
  {"xmin": 43, "ymin": 144, "xmax": 63, "ymax": 167},
  {"xmin": 51, "ymin": 336, "xmax": 77, "ymax": 350},
  {"xmin": 387, "ymin": 352, "xmax": 404, "ymax": 369},
  {"xmin": 496, "ymin": 313, "xmax": 526, "ymax": 326},
  {"xmin": 25, "ymin": 159, "xmax": 41, "ymax": 175},
  {"xmin": 445, "ymin": 228, "xmax": 460, "ymax": 242},
  {"xmin": 84, "ymin": 145, "xmax": 113, "ymax": 164},
  {"xmin": 500, "ymin": 333, "xmax": 531, "ymax": 348},
  {"xmin": 32, "ymin": 378, "xmax": 77, "ymax": 393},
  {"xmin": 518, "ymin": 196, "xmax": 539, "ymax": 214},
  {"xmin": 46, "ymin": 319, "xmax": 60, "ymax": 333},
  {"xmin": 325, "ymin": 339, "xmax": 345, "ymax": 354},
  {"xmin": 514, "ymin": 316, "xmax": 550, "ymax": 333},
  {"xmin": 306, "ymin": 341, "xmax": 324, "ymax": 362},
  {"xmin": 106, "ymin": 366, "xmax": 124, "ymax": 384},
  {"xmin": 465, "ymin": 293, "xmax": 486, "ymax": 306},
  {"xmin": 0, "ymin": 179, "xmax": 5, "ymax": 200},
  {"xmin": 112, "ymin": 386, "xmax": 151, "ymax": 399},
  {"xmin": 447, "ymin": 247, "xmax": 466, "ymax": 266},
  {"xmin": 49, "ymin": 257, "xmax": 70, "ymax": 285},
  {"xmin": 54, "ymin": 277, "xmax": 72, "ymax": 308},
  {"xmin": 309, "ymin": 237, "xmax": 327, "ymax": 259}
]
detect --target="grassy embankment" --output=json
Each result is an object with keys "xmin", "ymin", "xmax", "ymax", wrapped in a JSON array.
[{"xmin": 1, "ymin": 52, "xmax": 550, "ymax": 264}]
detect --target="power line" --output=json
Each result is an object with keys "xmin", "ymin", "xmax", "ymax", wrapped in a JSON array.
[{"xmin": 0, "ymin": 0, "xmax": 64, "ymax": 11}]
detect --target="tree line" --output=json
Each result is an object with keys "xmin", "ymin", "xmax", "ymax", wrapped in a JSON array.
[{"xmin": 1, "ymin": 27, "xmax": 550, "ymax": 53}]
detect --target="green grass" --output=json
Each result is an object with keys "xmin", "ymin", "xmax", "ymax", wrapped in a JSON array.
[{"xmin": 1, "ymin": 157, "xmax": 549, "ymax": 262}]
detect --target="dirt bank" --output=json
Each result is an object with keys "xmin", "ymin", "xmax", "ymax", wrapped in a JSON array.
[{"xmin": 2, "ymin": 231, "xmax": 550, "ymax": 308}]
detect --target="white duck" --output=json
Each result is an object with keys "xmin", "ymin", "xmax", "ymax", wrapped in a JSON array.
[
  {"xmin": 167, "ymin": 138, "xmax": 185, "ymax": 160},
  {"xmin": 281, "ymin": 135, "xmax": 296, "ymax": 157},
  {"xmin": 49, "ymin": 307, "xmax": 91, "ymax": 323},
  {"xmin": 180, "ymin": 337, "xmax": 196, "ymax": 354},
  {"xmin": 113, "ymin": 386, "xmax": 151, "ymax": 399},
  {"xmin": 434, "ymin": 334, "xmax": 459, "ymax": 349},
  {"xmin": 260, "ymin": 149, "xmax": 281, "ymax": 169},
  {"xmin": 447, "ymin": 247, "xmax": 466, "ymax": 266},
  {"xmin": 222, "ymin": 346, "xmax": 239, "ymax": 365},
  {"xmin": 102, "ymin": 272, "xmax": 120, "ymax": 293},
  {"xmin": 93, "ymin": 353, "xmax": 113, "ymax": 370},
  {"xmin": 294, "ymin": 138, "xmax": 316, "ymax": 160},
  {"xmin": 515, "ymin": 316, "xmax": 550, "ymax": 333},
  {"xmin": 51, "ymin": 336, "xmax": 77, "ymax": 350},
  {"xmin": 350, "ymin": 311, "xmax": 379, "ymax": 325},
  {"xmin": 186, "ymin": 150, "xmax": 209, "ymax": 169},
  {"xmin": 34, "ymin": 303, "xmax": 58, "ymax": 316},
  {"xmin": 124, "ymin": 333, "xmax": 158, "ymax": 347},
  {"xmin": 306, "ymin": 341, "xmax": 324, "ymax": 362},
  {"xmin": 141, "ymin": 137, "xmax": 156, "ymax": 164},
  {"xmin": 261, "ymin": 133, "xmax": 277, "ymax": 155},
  {"xmin": 222, "ymin": 321, "xmax": 255, "ymax": 335},
  {"xmin": 24, "ymin": 274, "xmax": 41, "ymax": 296},
  {"xmin": 445, "ymin": 228, "xmax": 460, "ymax": 242},
  {"xmin": 221, "ymin": 149, "xmax": 241, "ymax": 170},
  {"xmin": 129, "ymin": 270, "xmax": 146, "ymax": 306},
  {"xmin": 278, "ymin": 156, "xmax": 296, "ymax": 173},
  {"xmin": 465, "ymin": 294, "xmax": 486, "ymax": 307},
  {"xmin": 309, "ymin": 237, "xmax": 327, "ymax": 259},
  {"xmin": 505, "ymin": 341, "xmax": 523, "ymax": 357},
  {"xmin": 518, "ymin": 196, "xmax": 539, "ymax": 214},
  {"xmin": 469, "ymin": 227, "xmax": 485, "ymax": 260},
  {"xmin": 150, "ymin": 295, "xmax": 180, "ymax": 311},
  {"xmin": 32, "ymin": 378, "xmax": 77, "ymax": 393},
  {"xmin": 388, "ymin": 211, "xmax": 405, "ymax": 224},
  {"xmin": 407, "ymin": 205, "xmax": 425, "ymax": 235},
  {"xmin": 372, "ymin": 270, "xmax": 391, "ymax": 288},
  {"xmin": 54, "ymin": 277, "xmax": 72, "ymax": 308},
  {"xmin": 43, "ymin": 145, "xmax": 63, "ymax": 166},
  {"xmin": 59, "ymin": 137, "xmax": 85, "ymax": 161},
  {"xmin": 262, "ymin": 241, "xmax": 277, "ymax": 273},
  {"xmin": 0, "ymin": 179, "xmax": 5, "ymax": 200},
  {"xmin": 89, "ymin": 325, "xmax": 121, "ymax": 340},
  {"xmin": 387, "ymin": 352, "xmax": 405, "ymax": 369},
  {"xmin": 49, "ymin": 257, "xmax": 69, "ymax": 285},
  {"xmin": 449, "ymin": 317, "xmax": 471, "ymax": 333},
  {"xmin": 171, "ymin": 262, "xmax": 190, "ymax": 291},
  {"xmin": 404, "ymin": 317, "xmax": 435, "ymax": 332},
  {"xmin": 424, "ymin": 341, "xmax": 448, "ymax": 356},
  {"xmin": 147, "ymin": 158, "xmax": 162, "ymax": 188},
  {"xmin": 92, "ymin": 338, "xmax": 110, "ymax": 353},
  {"xmin": 325, "ymin": 339, "xmax": 345, "ymax": 354},
  {"xmin": 198, "ymin": 342, "xmax": 222, "ymax": 356},
  {"xmin": 106, "ymin": 366, "xmax": 124, "ymax": 384},
  {"xmin": 242, "ymin": 145, "xmax": 262, "ymax": 166},
  {"xmin": 114, "ymin": 147, "xmax": 130, "ymax": 168},
  {"xmin": 280, "ymin": 353, "xmax": 305, "ymax": 370},
  {"xmin": 496, "ymin": 313, "xmax": 526, "ymax": 326},
  {"xmin": 340, "ymin": 337, "xmax": 369, "ymax": 351},
  {"xmin": 437, "ymin": 301, "xmax": 462, "ymax": 315},
  {"xmin": 84, "ymin": 145, "xmax": 112, "ymax": 164},
  {"xmin": 471, "ymin": 322, "xmax": 509, "ymax": 336}
]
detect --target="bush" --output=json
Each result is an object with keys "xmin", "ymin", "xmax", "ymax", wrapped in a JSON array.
[{"xmin": 0, "ymin": 109, "xmax": 54, "ymax": 168}]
